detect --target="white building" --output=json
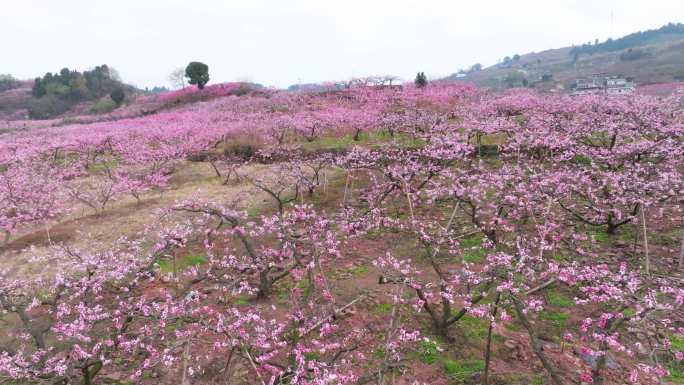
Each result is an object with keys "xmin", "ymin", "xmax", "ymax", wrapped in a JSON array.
[
  {"xmin": 572, "ymin": 74, "xmax": 635, "ymax": 96},
  {"xmin": 605, "ymin": 77, "xmax": 636, "ymax": 95}
]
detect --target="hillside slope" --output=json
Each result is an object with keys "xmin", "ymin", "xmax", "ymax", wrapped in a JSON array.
[
  {"xmin": 451, "ymin": 23, "xmax": 684, "ymax": 90},
  {"xmin": 0, "ymin": 83, "xmax": 32, "ymax": 121}
]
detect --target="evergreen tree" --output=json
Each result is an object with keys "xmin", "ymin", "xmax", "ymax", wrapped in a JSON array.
[
  {"xmin": 185, "ymin": 62, "xmax": 210, "ymax": 90},
  {"xmin": 414, "ymin": 72, "xmax": 427, "ymax": 88},
  {"xmin": 110, "ymin": 88, "xmax": 125, "ymax": 105}
]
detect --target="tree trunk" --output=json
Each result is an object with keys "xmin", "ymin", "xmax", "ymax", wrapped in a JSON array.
[
  {"xmin": 257, "ymin": 271, "xmax": 271, "ymax": 299},
  {"xmin": 483, "ymin": 293, "xmax": 501, "ymax": 385},
  {"xmin": 512, "ymin": 295, "xmax": 564, "ymax": 385},
  {"xmin": 81, "ymin": 362, "xmax": 101, "ymax": 385}
]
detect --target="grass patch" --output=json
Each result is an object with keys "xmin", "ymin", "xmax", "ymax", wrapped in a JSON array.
[
  {"xmin": 373, "ymin": 303, "xmax": 393, "ymax": 314},
  {"xmin": 364, "ymin": 228, "xmax": 385, "ymax": 240},
  {"xmin": 460, "ymin": 234, "xmax": 487, "ymax": 263},
  {"xmin": 572, "ymin": 154, "xmax": 592, "ymax": 166},
  {"xmin": 300, "ymin": 134, "xmax": 359, "ymax": 152},
  {"xmin": 233, "ymin": 296, "xmax": 251, "ymax": 306},
  {"xmin": 388, "ymin": 132, "xmax": 428, "ymax": 149},
  {"xmin": 460, "ymin": 234, "xmax": 483, "ymax": 248},
  {"xmin": 348, "ymin": 265, "xmax": 369, "ymax": 276},
  {"xmin": 584, "ymin": 224, "xmax": 635, "ymax": 245},
  {"xmin": 670, "ymin": 334, "xmax": 684, "ymax": 351},
  {"xmin": 504, "ymin": 321, "xmax": 523, "ymax": 331},
  {"xmin": 329, "ymin": 264, "xmax": 369, "ymax": 280},
  {"xmin": 547, "ymin": 291, "xmax": 574, "ymax": 308},
  {"xmin": 246, "ymin": 203, "xmax": 271, "ymax": 218},
  {"xmin": 496, "ymin": 374, "xmax": 542, "ymax": 385},
  {"xmin": 591, "ymin": 229, "xmax": 610, "ymax": 244},
  {"xmin": 163, "ymin": 319, "xmax": 186, "ymax": 335},
  {"xmin": 158, "ymin": 253, "xmax": 208, "ymax": 273},
  {"xmin": 459, "ymin": 315, "xmax": 489, "ymax": 341},
  {"xmin": 668, "ymin": 363, "xmax": 684, "ymax": 384},
  {"xmin": 540, "ymin": 311, "xmax": 569, "ymax": 327},
  {"xmin": 372, "ymin": 347, "xmax": 386, "ymax": 359},
  {"xmin": 88, "ymin": 158, "xmax": 120, "ymax": 173},
  {"xmin": 299, "ymin": 131, "xmax": 427, "ymax": 153},
  {"xmin": 492, "ymin": 333, "xmax": 506, "ymax": 344},
  {"xmin": 653, "ymin": 229, "xmax": 683, "ymax": 246},
  {"xmin": 443, "ymin": 359, "xmax": 485, "ymax": 382},
  {"xmin": 276, "ymin": 289, "xmax": 290, "ymax": 303},
  {"xmin": 463, "ymin": 248, "xmax": 487, "ymax": 263},
  {"xmin": 417, "ymin": 339, "xmax": 442, "ymax": 364}
]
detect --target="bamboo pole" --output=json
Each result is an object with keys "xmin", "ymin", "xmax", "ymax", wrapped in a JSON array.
[{"xmin": 641, "ymin": 207, "xmax": 650, "ymax": 275}]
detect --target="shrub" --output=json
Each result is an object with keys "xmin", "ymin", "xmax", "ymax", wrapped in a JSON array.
[
  {"xmin": 224, "ymin": 142, "xmax": 257, "ymax": 160},
  {"xmin": 619, "ymin": 48, "xmax": 649, "ymax": 61},
  {"xmin": 674, "ymin": 69, "xmax": 684, "ymax": 81},
  {"xmin": 110, "ymin": 88, "xmax": 125, "ymax": 105},
  {"xmin": 470, "ymin": 63, "xmax": 482, "ymax": 72},
  {"xmin": 28, "ymin": 95, "xmax": 71, "ymax": 119},
  {"xmin": 234, "ymin": 83, "xmax": 253, "ymax": 96},
  {"xmin": 0, "ymin": 74, "xmax": 18, "ymax": 92},
  {"xmin": 504, "ymin": 71, "xmax": 526, "ymax": 88},
  {"xmin": 44, "ymin": 82, "xmax": 71, "ymax": 97},
  {"xmin": 220, "ymin": 133, "xmax": 263, "ymax": 160},
  {"xmin": 90, "ymin": 98, "xmax": 117, "ymax": 114},
  {"xmin": 157, "ymin": 83, "xmax": 243, "ymax": 105}
]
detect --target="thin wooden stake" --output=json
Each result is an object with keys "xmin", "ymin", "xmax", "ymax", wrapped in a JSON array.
[
  {"xmin": 244, "ymin": 346, "xmax": 267, "ymax": 385},
  {"xmin": 403, "ymin": 181, "xmax": 415, "ymax": 222},
  {"xmin": 342, "ymin": 172, "xmax": 350, "ymax": 205},
  {"xmin": 181, "ymin": 340, "xmax": 191, "ymax": 385},
  {"xmin": 641, "ymin": 207, "xmax": 650, "ymax": 275},
  {"xmin": 678, "ymin": 233, "xmax": 684, "ymax": 270},
  {"xmin": 445, "ymin": 201, "xmax": 460, "ymax": 232},
  {"xmin": 45, "ymin": 224, "xmax": 53, "ymax": 246}
]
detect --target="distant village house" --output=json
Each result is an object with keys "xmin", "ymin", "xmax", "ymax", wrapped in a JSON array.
[{"xmin": 572, "ymin": 74, "xmax": 635, "ymax": 95}]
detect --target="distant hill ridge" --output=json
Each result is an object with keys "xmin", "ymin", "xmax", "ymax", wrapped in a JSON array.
[{"xmin": 448, "ymin": 22, "xmax": 684, "ymax": 90}]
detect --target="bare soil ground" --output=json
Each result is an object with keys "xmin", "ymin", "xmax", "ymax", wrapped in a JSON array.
[{"xmin": 0, "ymin": 161, "xmax": 271, "ymax": 278}]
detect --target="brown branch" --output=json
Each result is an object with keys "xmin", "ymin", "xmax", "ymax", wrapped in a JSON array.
[
  {"xmin": 302, "ymin": 295, "xmax": 366, "ymax": 337},
  {"xmin": 511, "ymin": 294, "xmax": 564, "ymax": 385},
  {"xmin": 525, "ymin": 278, "xmax": 557, "ymax": 296}
]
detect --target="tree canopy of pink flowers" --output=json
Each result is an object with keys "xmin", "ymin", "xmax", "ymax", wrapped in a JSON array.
[{"xmin": 0, "ymin": 81, "xmax": 682, "ymax": 384}]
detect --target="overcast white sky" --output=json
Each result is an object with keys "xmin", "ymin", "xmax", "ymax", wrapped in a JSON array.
[{"xmin": 1, "ymin": 0, "xmax": 682, "ymax": 89}]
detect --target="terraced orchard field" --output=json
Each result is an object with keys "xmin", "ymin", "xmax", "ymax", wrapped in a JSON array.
[{"xmin": 1, "ymin": 82, "xmax": 683, "ymax": 385}]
